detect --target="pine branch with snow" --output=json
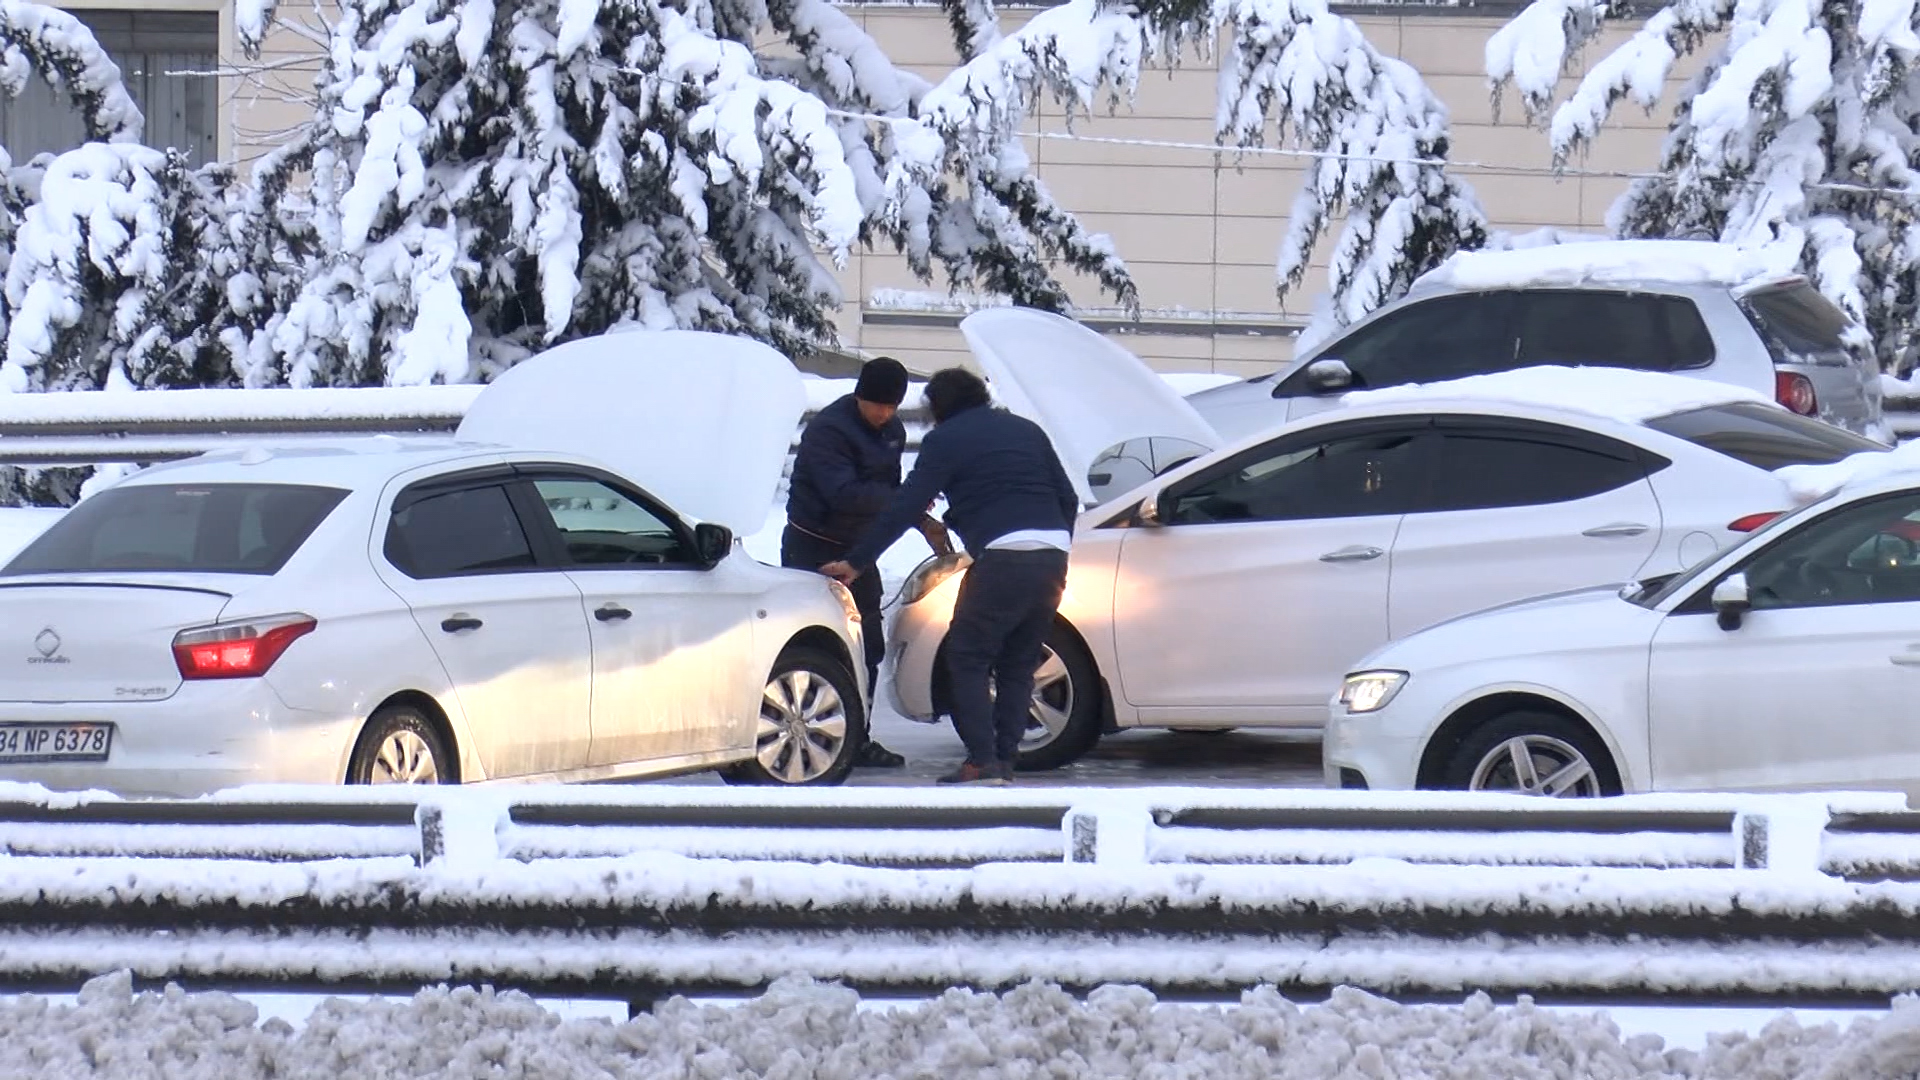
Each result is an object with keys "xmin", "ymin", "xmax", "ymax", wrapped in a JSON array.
[
  {"xmin": 1489, "ymin": 0, "xmax": 1920, "ymax": 372},
  {"xmin": 0, "ymin": 1, "xmax": 143, "ymax": 143},
  {"xmin": 1201, "ymin": 0, "xmax": 1488, "ymax": 338}
]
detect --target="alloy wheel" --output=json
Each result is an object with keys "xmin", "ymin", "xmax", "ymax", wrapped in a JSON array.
[
  {"xmin": 1468, "ymin": 734, "xmax": 1602, "ymax": 797},
  {"xmin": 370, "ymin": 730, "xmax": 440, "ymax": 785},
  {"xmin": 756, "ymin": 669, "xmax": 850, "ymax": 783},
  {"xmin": 1023, "ymin": 645, "xmax": 1075, "ymax": 750}
]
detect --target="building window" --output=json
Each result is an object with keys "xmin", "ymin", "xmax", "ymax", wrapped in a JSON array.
[{"xmin": 0, "ymin": 9, "xmax": 218, "ymax": 164}]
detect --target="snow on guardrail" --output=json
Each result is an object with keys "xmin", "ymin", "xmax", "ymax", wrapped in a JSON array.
[{"xmin": 0, "ymin": 784, "xmax": 1917, "ymax": 1005}]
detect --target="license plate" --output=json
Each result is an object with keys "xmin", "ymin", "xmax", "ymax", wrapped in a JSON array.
[{"xmin": 0, "ymin": 723, "xmax": 112, "ymax": 763}]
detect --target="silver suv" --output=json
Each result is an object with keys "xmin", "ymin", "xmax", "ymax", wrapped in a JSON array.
[{"xmin": 1191, "ymin": 260, "xmax": 1886, "ymax": 443}]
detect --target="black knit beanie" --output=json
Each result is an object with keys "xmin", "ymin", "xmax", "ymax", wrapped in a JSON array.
[{"xmin": 854, "ymin": 357, "xmax": 909, "ymax": 406}]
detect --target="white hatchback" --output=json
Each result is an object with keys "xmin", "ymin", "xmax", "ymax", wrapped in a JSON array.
[
  {"xmin": 885, "ymin": 311, "xmax": 1891, "ymax": 771},
  {"xmin": 0, "ymin": 332, "xmax": 868, "ymax": 796},
  {"xmin": 1324, "ymin": 456, "xmax": 1920, "ymax": 799}
]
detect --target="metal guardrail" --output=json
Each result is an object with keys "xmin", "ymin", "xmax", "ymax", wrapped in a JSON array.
[
  {"xmin": 0, "ymin": 786, "xmax": 1918, "ymax": 1007},
  {"xmin": 0, "ymin": 386, "xmax": 935, "ymax": 466}
]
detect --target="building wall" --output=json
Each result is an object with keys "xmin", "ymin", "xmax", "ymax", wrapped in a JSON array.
[{"xmin": 30, "ymin": 1, "xmax": 1707, "ymax": 379}]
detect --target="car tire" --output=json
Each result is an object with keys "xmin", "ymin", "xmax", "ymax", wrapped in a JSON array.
[
  {"xmin": 347, "ymin": 704, "xmax": 456, "ymax": 785},
  {"xmin": 1439, "ymin": 710, "xmax": 1621, "ymax": 797},
  {"xmin": 1012, "ymin": 625, "xmax": 1103, "ymax": 773},
  {"xmin": 725, "ymin": 646, "xmax": 865, "ymax": 787}
]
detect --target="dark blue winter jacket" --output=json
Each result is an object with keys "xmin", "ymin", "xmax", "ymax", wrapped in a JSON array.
[
  {"xmin": 845, "ymin": 402, "xmax": 1079, "ymax": 571},
  {"xmin": 786, "ymin": 394, "xmax": 908, "ymax": 545}
]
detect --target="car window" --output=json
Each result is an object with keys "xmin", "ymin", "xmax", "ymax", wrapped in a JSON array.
[
  {"xmin": 1642, "ymin": 402, "xmax": 1886, "ymax": 470},
  {"xmin": 1167, "ymin": 427, "xmax": 1431, "ymax": 523},
  {"xmin": 3, "ymin": 483, "xmax": 346, "ymax": 576},
  {"xmin": 1511, "ymin": 291, "xmax": 1714, "ymax": 371},
  {"xmin": 1740, "ymin": 282, "xmax": 1855, "ymax": 365},
  {"xmin": 385, "ymin": 484, "xmax": 536, "ymax": 579},
  {"xmin": 1427, "ymin": 424, "xmax": 1650, "ymax": 511},
  {"xmin": 1280, "ymin": 293, "xmax": 1516, "ymax": 394},
  {"xmin": 528, "ymin": 477, "xmax": 695, "ymax": 567},
  {"xmin": 1736, "ymin": 491, "xmax": 1920, "ymax": 611}
]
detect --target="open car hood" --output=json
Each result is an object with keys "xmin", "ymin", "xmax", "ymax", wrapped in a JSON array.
[
  {"xmin": 959, "ymin": 308, "xmax": 1221, "ymax": 506},
  {"xmin": 457, "ymin": 329, "xmax": 806, "ymax": 536}
]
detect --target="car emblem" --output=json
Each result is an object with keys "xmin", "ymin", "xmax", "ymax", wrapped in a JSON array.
[{"xmin": 33, "ymin": 628, "xmax": 59, "ymax": 658}]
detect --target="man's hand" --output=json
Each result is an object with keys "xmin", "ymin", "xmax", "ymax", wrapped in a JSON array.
[
  {"xmin": 917, "ymin": 517, "xmax": 954, "ymax": 556},
  {"xmin": 819, "ymin": 560, "xmax": 860, "ymax": 584}
]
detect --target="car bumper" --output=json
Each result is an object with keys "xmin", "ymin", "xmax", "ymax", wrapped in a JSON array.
[
  {"xmin": 1321, "ymin": 708, "xmax": 1423, "ymax": 790},
  {"xmin": 0, "ymin": 681, "xmax": 360, "ymax": 798},
  {"xmin": 884, "ymin": 594, "xmax": 952, "ymax": 724}
]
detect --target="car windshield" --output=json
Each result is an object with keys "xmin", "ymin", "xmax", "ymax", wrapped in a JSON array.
[
  {"xmin": 1641, "ymin": 402, "xmax": 1886, "ymax": 470},
  {"xmin": 3, "ymin": 482, "xmax": 347, "ymax": 576},
  {"xmin": 1626, "ymin": 497, "xmax": 1824, "ymax": 609}
]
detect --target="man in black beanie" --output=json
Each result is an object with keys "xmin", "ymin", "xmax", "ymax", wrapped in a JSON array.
[{"xmin": 785, "ymin": 356, "xmax": 950, "ymax": 768}]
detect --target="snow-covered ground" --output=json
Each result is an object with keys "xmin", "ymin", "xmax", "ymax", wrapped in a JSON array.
[
  {"xmin": 0, "ymin": 974, "xmax": 1907, "ymax": 1078},
  {"xmin": 0, "ymin": 506, "xmax": 61, "ymax": 562}
]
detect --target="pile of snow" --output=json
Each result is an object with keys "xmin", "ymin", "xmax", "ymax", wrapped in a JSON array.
[
  {"xmin": 1412, "ymin": 240, "xmax": 1791, "ymax": 293},
  {"xmin": 6, "ymin": 972, "xmax": 1918, "ymax": 1079},
  {"xmin": 1777, "ymin": 440, "xmax": 1920, "ymax": 504},
  {"xmin": 1342, "ymin": 366, "xmax": 1776, "ymax": 426},
  {"xmin": 0, "ymin": 508, "xmax": 61, "ymax": 563}
]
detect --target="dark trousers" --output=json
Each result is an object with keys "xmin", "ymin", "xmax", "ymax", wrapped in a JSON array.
[
  {"xmin": 781, "ymin": 525, "xmax": 883, "ymax": 691},
  {"xmin": 944, "ymin": 548, "xmax": 1069, "ymax": 765}
]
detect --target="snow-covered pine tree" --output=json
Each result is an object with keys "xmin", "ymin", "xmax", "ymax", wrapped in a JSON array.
[
  {"xmin": 933, "ymin": 0, "xmax": 1487, "ymax": 349},
  {"xmin": 1203, "ymin": 0, "xmax": 1489, "ymax": 345},
  {"xmin": 243, "ymin": 0, "xmax": 1140, "ymax": 387},
  {"xmin": 1486, "ymin": 0, "xmax": 1920, "ymax": 373}
]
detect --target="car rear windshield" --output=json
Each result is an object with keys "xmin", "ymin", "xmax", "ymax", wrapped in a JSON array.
[
  {"xmin": 2, "ymin": 483, "xmax": 348, "ymax": 576},
  {"xmin": 1642, "ymin": 402, "xmax": 1887, "ymax": 470},
  {"xmin": 1741, "ymin": 283, "xmax": 1856, "ymax": 365}
]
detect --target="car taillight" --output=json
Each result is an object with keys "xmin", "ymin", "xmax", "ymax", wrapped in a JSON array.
[
  {"xmin": 1776, "ymin": 371, "xmax": 1818, "ymax": 415},
  {"xmin": 1728, "ymin": 511, "xmax": 1784, "ymax": 532},
  {"xmin": 172, "ymin": 613, "xmax": 316, "ymax": 680}
]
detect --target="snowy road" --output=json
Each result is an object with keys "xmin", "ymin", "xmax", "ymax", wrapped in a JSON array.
[{"xmin": 659, "ymin": 702, "xmax": 1328, "ymax": 788}]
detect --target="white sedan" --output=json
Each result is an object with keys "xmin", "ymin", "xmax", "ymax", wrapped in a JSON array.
[
  {"xmin": 0, "ymin": 332, "xmax": 869, "ymax": 796},
  {"xmin": 1324, "ymin": 450, "xmax": 1920, "ymax": 798},
  {"xmin": 886, "ymin": 311, "xmax": 1890, "ymax": 770}
]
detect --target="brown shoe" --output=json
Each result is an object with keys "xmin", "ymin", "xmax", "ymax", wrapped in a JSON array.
[{"xmin": 937, "ymin": 761, "xmax": 1009, "ymax": 786}]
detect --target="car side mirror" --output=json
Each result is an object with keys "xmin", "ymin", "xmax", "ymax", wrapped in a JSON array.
[
  {"xmin": 1711, "ymin": 572, "xmax": 1750, "ymax": 631},
  {"xmin": 1136, "ymin": 489, "xmax": 1170, "ymax": 528},
  {"xmin": 1303, "ymin": 359, "xmax": 1353, "ymax": 394},
  {"xmin": 694, "ymin": 522, "xmax": 734, "ymax": 568}
]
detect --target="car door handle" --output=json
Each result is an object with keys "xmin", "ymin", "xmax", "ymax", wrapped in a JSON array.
[
  {"xmin": 1319, "ymin": 545, "xmax": 1385, "ymax": 563},
  {"xmin": 1892, "ymin": 649, "xmax": 1920, "ymax": 667},
  {"xmin": 1583, "ymin": 523, "xmax": 1651, "ymax": 538},
  {"xmin": 440, "ymin": 615, "xmax": 483, "ymax": 633},
  {"xmin": 595, "ymin": 604, "xmax": 632, "ymax": 622}
]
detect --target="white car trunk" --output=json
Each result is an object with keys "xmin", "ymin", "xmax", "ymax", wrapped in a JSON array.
[{"xmin": 0, "ymin": 577, "xmax": 232, "ymax": 703}]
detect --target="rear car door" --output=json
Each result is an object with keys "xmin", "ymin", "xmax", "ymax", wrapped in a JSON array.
[
  {"xmin": 374, "ymin": 468, "xmax": 593, "ymax": 779},
  {"xmin": 513, "ymin": 468, "xmax": 758, "ymax": 768},
  {"xmin": 1388, "ymin": 417, "xmax": 1664, "ymax": 639},
  {"xmin": 1112, "ymin": 419, "xmax": 1434, "ymax": 724},
  {"xmin": 1650, "ymin": 489, "xmax": 1920, "ymax": 795},
  {"xmin": 1274, "ymin": 292, "xmax": 1519, "ymax": 421}
]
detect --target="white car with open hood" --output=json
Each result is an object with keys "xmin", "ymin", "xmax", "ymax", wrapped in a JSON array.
[
  {"xmin": 0, "ymin": 331, "xmax": 869, "ymax": 796},
  {"xmin": 1323, "ymin": 450, "xmax": 1920, "ymax": 799},
  {"xmin": 886, "ymin": 310, "xmax": 1891, "ymax": 771}
]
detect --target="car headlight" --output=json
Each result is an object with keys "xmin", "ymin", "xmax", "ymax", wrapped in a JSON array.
[
  {"xmin": 898, "ymin": 552, "xmax": 971, "ymax": 606},
  {"xmin": 1339, "ymin": 670, "xmax": 1407, "ymax": 714},
  {"xmin": 828, "ymin": 580, "xmax": 861, "ymax": 625}
]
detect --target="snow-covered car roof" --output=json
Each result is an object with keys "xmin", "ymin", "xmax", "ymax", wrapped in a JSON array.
[
  {"xmin": 1410, "ymin": 239, "xmax": 1798, "ymax": 295},
  {"xmin": 120, "ymin": 436, "xmax": 498, "ymax": 490},
  {"xmin": 1339, "ymin": 365, "xmax": 1778, "ymax": 426},
  {"xmin": 1776, "ymin": 440, "xmax": 1920, "ymax": 505}
]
